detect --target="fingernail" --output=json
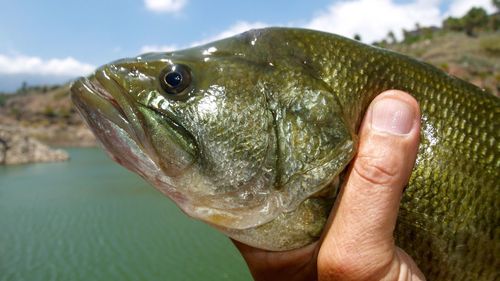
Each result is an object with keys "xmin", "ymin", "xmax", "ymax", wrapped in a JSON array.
[{"xmin": 371, "ymin": 98, "xmax": 414, "ymax": 134}]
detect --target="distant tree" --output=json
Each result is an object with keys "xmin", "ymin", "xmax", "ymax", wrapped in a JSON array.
[
  {"xmin": 419, "ymin": 26, "xmax": 438, "ymax": 40},
  {"xmin": 353, "ymin": 34, "xmax": 362, "ymax": 41},
  {"xmin": 402, "ymin": 29, "xmax": 409, "ymax": 42},
  {"xmin": 373, "ymin": 39, "xmax": 388, "ymax": 47},
  {"xmin": 387, "ymin": 31, "xmax": 397, "ymax": 44},
  {"xmin": 443, "ymin": 16, "xmax": 465, "ymax": 31},
  {"xmin": 402, "ymin": 29, "xmax": 420, "ymax": 44},
  {"xmin": 0, "ymin": 94, "xmax": 7, "ymax": 107},
  {"xmin": 489, "ymin": 0, "xmax": 500, "ymax": 29},
  {"xmin": 491, "ymin": 12, "xmax": 500, "ymax": 30},
  {"xmin": 17, "ymin": 81, "xmax": 28, "ymax": 94},
  {"xmin": 463, "ymin": 7, "xmax": 489, "ymax": 36}
]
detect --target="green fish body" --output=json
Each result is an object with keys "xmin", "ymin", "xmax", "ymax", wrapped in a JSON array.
[{"xmin": 71, "ymin": 28, "xmax": 499, "ymax": 280}]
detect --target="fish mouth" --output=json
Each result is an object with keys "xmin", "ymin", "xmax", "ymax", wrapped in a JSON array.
[
  {"xmin": 71, "ymin": 66, "xmax": 197, "ymax": 207},
  {"xmin": 71, "ymin": 70, "xmax": 163, "ymax": 180}
]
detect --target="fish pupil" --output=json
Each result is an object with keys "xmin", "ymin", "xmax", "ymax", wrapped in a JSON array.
[
  {"xmin": 165, "ymin": 72, "xmax": 182, "ymax": 88},
  {"xmin": 159, "ymin": 64, "xmax": 191, "ymax": 96}
]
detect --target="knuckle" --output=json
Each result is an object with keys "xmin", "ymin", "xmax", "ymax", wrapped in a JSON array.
[
  {"xmin": 318, "ymin": 247, "xmax": 363, "ymax": 280},
  {"xmin": 353, "ymin": 155, "xmax": 399, "ymax": 187},
  {"xmin": 318, "ymin": 245, "xmax": 397, "ymax": 281}
]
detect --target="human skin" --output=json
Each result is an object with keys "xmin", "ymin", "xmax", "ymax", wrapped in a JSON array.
[{"xmin": 233, "ymin": 90, "xmax": 426, "ymax": 281}]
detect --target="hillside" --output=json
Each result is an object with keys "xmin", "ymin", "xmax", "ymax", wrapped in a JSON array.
[
  {"xmin": 0, "ymin": 84, "xmax": 95, "ymax": 147},
  {"xmin": 383, "ymin": 31, "xmax": 499, "ymax": 96},
  {"xmin": 0, "ymin": 23, "xmax": 498, "ymax": 164}
]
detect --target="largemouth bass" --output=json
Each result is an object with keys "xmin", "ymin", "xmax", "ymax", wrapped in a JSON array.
[{"xmin": 71, "ymin": 28, "xmax": 499, "ymax": 280}]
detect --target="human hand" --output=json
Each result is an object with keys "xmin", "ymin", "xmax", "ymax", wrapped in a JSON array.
[{"xmin": 233, "ymin": 90, "xmax": 425, "ymax": 281}]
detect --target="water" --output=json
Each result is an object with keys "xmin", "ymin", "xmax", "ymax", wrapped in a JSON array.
[{"xmin": 0, "ymin": 148, "xmax": 252, "ymax": 281}]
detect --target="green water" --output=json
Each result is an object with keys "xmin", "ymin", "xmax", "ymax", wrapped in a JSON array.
[{"xmin": 0, "ymin": 148, "xmax": 252, "ymax": 281}]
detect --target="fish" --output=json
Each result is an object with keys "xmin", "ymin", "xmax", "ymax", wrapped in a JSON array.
[{"xmin": 70, "ymin": 28, "xmax": 499, "ymax": 280}]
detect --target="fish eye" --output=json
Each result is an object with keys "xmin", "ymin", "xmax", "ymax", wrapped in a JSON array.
[{"xmin": 159, "ymin": 64, "xmax": 191, "ymax": 95}]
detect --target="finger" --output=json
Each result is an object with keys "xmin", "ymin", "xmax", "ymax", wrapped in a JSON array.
[{"xmin": 318, "ymin": 90, "xmax": 421, "ymax": 280}]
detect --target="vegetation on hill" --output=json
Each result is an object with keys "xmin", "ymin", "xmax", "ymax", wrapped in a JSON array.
[
  {"xmin": 0, "ymin": 83, "xmax": 95, "ymax": 147},
  {"xmin": 370, "ymin": 4, "xmax": 499, "ymax": 96},
  {"xmin": 0, "ymin": 84, "xmax": 79, "ymax": 126}
]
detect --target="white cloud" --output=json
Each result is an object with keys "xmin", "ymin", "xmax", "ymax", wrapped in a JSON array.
[
  {"xmin": 447, "ymin": 0, "xmax": 496, "ymax": 17},
  {"xmin": 0, "ymin": 54, "xmax": 95, "ymax": 77},
  {"xmin": 305, "ymin": 0, "xmax": 497, "ymax": 43},
  {"xmin": 139, "ymin": 21, "xmax": 269, "ymax": 54},
  {"xmin": 306, "ymin": 0, "xmax": 442, "ymax": 43},
  {"xmin": 144, "ymin": 0, "xmax": 187, "ymax": 13},
  {"xmin": 140, "ymin": 44, "xmax": 178, "ymax": 53},
  {"xmin": 141, "ymin": 0, "xmax": 497, "ymax": 53},
  {"xmin": 190, "ymin": 21, "xmax": 271, "ymax": 46}
]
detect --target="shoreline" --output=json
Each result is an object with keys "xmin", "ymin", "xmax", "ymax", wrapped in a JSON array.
[{"xmin": 0, "ymin": 124, "xmax": 96, "ymax": 165}]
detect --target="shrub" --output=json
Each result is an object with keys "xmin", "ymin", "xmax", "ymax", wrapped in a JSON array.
[
  {"xmin": 43, "ymin": 106, "xmax": 57, "ymax": 118},
  {"xmin": 0, "ymin": 95, "xmax": 8, "ymax": 107},
  {"xmin": 443, "ymin": 17, "xmax": 464, "ymax": 31},
  {"xmin": 479, "ymin": 35, "xmax": 500, "ymax": 54}
]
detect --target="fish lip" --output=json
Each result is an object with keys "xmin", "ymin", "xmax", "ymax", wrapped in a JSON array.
[
  {"xmin": 79, "ymin": 76, "xmax": 125, "ymax": 115},
  {"xmin": 71, "ymin": 75, "xmax": 135, "ymax": 137},
  {"xmin": 85, "ymin": 76, "xmax": 128, "ymax": 117}
]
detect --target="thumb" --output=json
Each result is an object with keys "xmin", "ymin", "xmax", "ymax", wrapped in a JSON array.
[{"xmin": 318, "ymin": 90, "xmax": 421, "ymax": 280}]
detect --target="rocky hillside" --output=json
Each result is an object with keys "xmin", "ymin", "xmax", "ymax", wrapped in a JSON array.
[
  {"xmin": 0, "ymin": 84, "xmax": 96, "ymax": 147},
  {"xmin": 0, "ymin": 84, "xmax": 95, "ymax": 165}
]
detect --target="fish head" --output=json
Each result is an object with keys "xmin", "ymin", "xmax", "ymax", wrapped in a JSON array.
[{"xmin": 71, "ymin": 29, "xmax": 356, "ymax": 232}]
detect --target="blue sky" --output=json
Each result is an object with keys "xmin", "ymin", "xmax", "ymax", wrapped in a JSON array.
[{"xmin": 0, "ymin": 0, "xmax": 495, "ymax": 92}]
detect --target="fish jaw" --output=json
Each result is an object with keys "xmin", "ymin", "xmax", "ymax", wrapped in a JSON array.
[
  {"xmin": 70, "ymin": 69, "xmax": 194, "ymax": 205},
  {"xmin": 71, "ymin": 74, "xmax": 158, "ymax": 175}
]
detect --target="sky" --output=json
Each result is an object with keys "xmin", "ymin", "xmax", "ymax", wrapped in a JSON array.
[{"xmin": 0, "ymin": 0, "xmax": 496, "ymax": 92}]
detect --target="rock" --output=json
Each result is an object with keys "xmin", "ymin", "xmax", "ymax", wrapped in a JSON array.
[
  {"xmin": 0, "ymin": 125, "xmax": 69, "ymax": 165},
  {"xmin": 19, "ymin": 124, "xmax": 97, "ymax": 147}
]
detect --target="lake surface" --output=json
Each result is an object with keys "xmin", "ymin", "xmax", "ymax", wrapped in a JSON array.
[{"xmin": 0, "ymin": 148, "xmax": 252, "ymax": 281}]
